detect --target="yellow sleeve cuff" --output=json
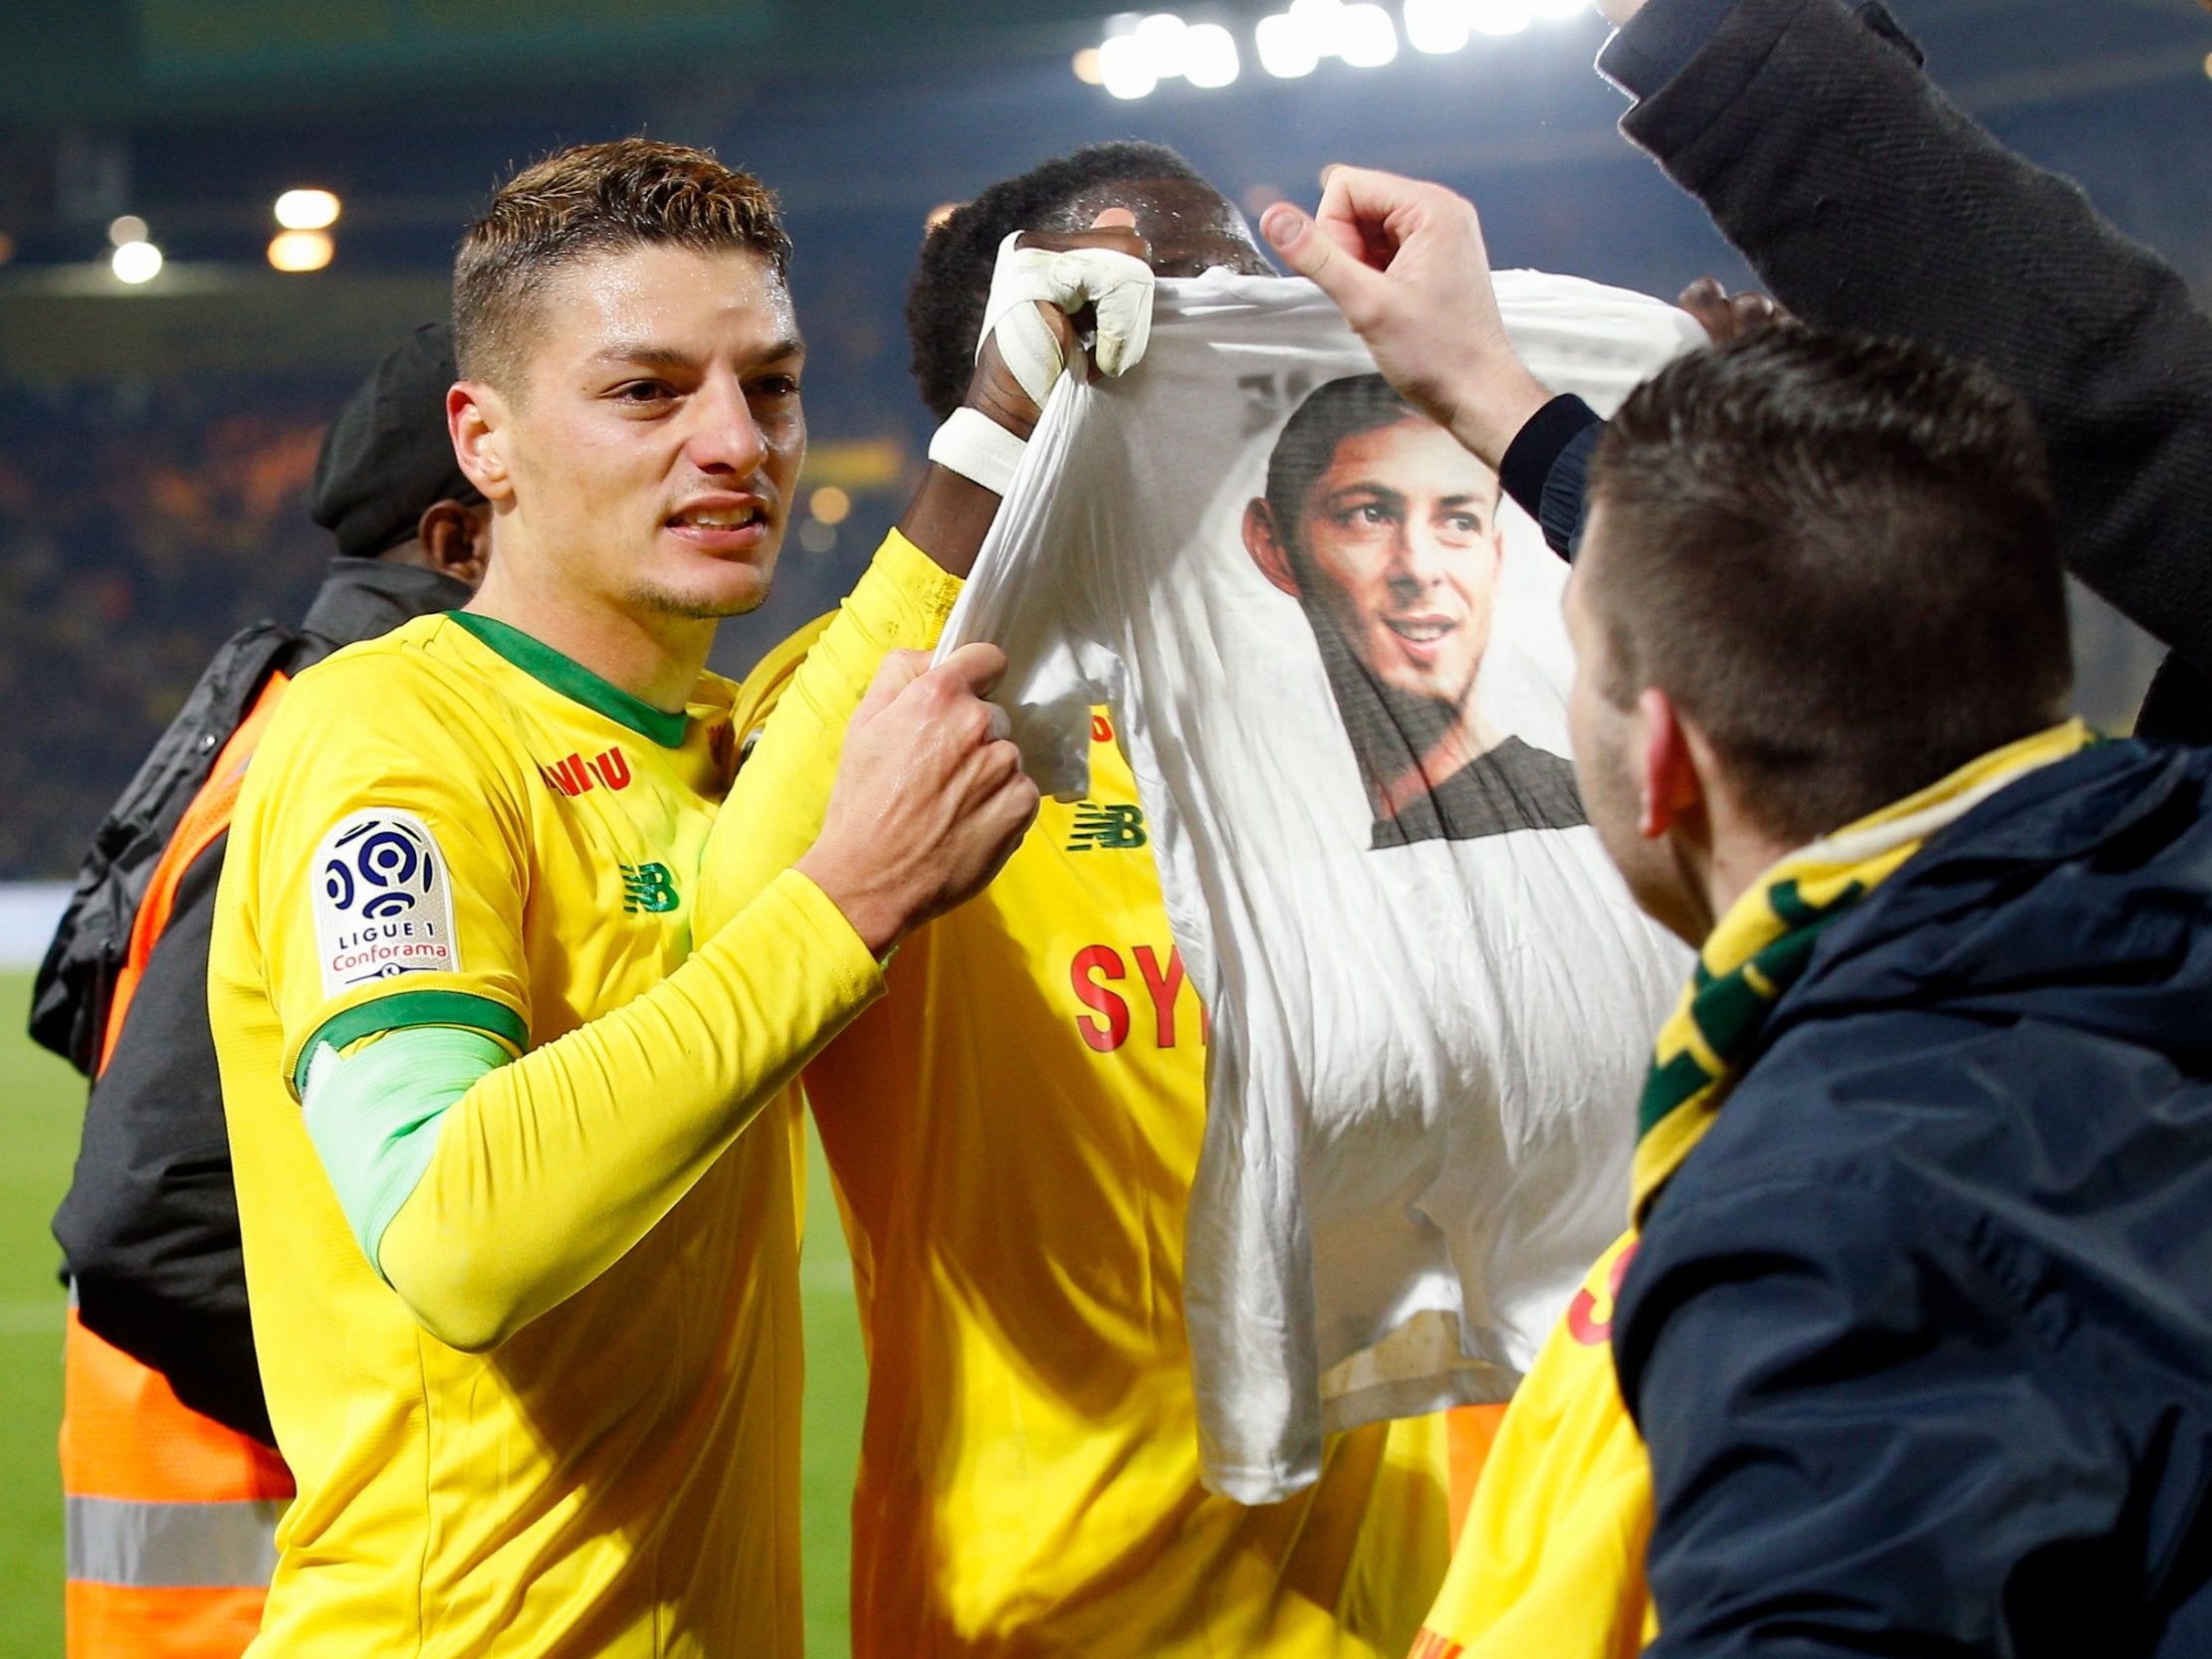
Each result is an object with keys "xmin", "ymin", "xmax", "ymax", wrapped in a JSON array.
[{"xmin": 761, "ymin": 866, "xmax": 889, "ymax": 1008}]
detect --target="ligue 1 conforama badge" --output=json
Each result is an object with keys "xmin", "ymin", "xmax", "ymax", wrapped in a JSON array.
[{"xmin": 312, "ymin": 807, "xmax": 461, "ymax": 998}]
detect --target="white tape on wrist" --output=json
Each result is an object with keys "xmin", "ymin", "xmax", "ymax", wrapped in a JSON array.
[
  {"xmin": 927, "ymin": 406, "xmax": 1029, "ymax": 497},
  {"xmin": 976, "ymin": 232, "xmax": 1156, "ymax": 406}
]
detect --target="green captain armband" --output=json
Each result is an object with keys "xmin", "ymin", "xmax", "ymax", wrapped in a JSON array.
[{"xmin": 301, "ymin": 1024, "xmax": 510, "ymax": 1280}]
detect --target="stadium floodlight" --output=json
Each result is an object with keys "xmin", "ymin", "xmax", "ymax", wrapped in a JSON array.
[
  {"xmin": 107, "ymin": 215, "xmax": 148, "ymax": 249},
  {"xmin": 268, "ymin": 229, "xmax": 334, "ymax": 272},
  {"xmin": 1528, "ymin": 0, "xmax": 1590, "ymax": 16},
  {"xmin": 1072, "ymin": 46, "xmax": 1106, "ymax": 83},
  {"xmin": 1467, "ymin": 0, "xmax": 1531, "ymax": 35},
  {"xmin": 1098, "ymin": 31, "xmax": 1159, "ymax": 98},
  {"xmin": 1402, "ymin": 0, "xmax": 1469, "ymax": 54},
  {"xmin": 1337, "ymin": 1, "xmax": 1400, "ymax": 65},
  {"xmin": 1182, "ymin": 21, "xmax": 1240, "ymax": 86},
  {"xmin": 1254, "ymin": 9, "xmax": 1324, "ymax": 76},
  {"xmin": 111, "ymin": 240, "xmax": 162, "ymax": 285},
  {"xmin": 1133, "ymin": 11, "xmax": 1189, "ymax": 78},
  {"xmin": 274, "ymin": 188, "xmax": 341, "ymax": 231}
]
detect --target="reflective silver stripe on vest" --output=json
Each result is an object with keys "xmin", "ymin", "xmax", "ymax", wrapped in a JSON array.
[{"xmin": 66, "ymin": 1496, "xmax": 284, "ymax": 1590}]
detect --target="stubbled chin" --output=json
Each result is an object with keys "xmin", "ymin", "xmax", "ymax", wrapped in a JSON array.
[{"xmin": 632, "ymin": 561, "xmax": 776, "ymax": 621}]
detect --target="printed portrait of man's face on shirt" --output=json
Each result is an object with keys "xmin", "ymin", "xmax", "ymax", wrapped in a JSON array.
[{"xmin": 1242, "ymin": 373, "xmax": 1588, "ymax": 849}]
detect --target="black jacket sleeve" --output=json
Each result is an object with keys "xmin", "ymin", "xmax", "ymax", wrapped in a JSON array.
[
  {"xmin": 51, "ymin": 833, "xmax": 274, "ymax": 1446},
  {"xmin": 1605, "ymin": 0, "xmax": 2212, "ymax": 733},
  {"xmin": 1616, "ymin": 1169, "xmax": 2129, "ymax": 1658}
]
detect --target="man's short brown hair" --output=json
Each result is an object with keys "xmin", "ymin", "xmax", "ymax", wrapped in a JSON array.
[
  {"xmin": 454, "ymin": 137, "xmax": 792, "ymax": 391},
  {"xmin": 1587, "ymin": 324, "xmax": 2073, "ymax": 846}
]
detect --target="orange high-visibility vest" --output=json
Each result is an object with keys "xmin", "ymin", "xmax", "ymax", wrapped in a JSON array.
[{"xmin": 61, "ymin": 675, "xmax": 296, "ymax": 1659}]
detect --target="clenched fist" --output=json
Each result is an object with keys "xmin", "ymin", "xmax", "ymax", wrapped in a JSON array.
[
  {"xmin": 794, "ymin": 643, "xmax": 1041, "ymax": 953},
  {"xmin": 1260, "ymin": 165, "xmax": 1552, "ymax": 468}
]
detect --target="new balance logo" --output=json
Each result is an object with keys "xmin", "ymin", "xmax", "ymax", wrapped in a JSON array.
[
  {"xmin": 541, "ymin": 747, "xmax": 632, "ymax": 797},
  {"xmin": 619, "ymin": 862, "xmax": 679, "ymax": 914},
  {"xmin": 1066, "ymin": 802, "xmax": 1147, "ymax": 853}
]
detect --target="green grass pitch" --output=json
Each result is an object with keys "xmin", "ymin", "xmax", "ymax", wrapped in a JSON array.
[{"xmin": 0, "ymin": 972, "xmax": 869, "ymax": 1658}]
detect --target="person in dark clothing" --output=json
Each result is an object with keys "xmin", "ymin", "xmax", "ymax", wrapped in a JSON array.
[
  {"xmin": 38, "ymin": 321, "xmax": 490, "ymax": 1443},
  {"xmin": 1281, "ymin": 157, "xmax": 2212, "ymax": 1652},
  {"xmin": 1583, "ymin": 327, "xmax": 2212, "ymax": 1659},
  {"xmin": 1268, "ymin": 0, "xmax": 2212, "ymax": 742}
]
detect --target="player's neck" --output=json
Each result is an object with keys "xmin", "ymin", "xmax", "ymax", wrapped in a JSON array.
[
  {"xmin": 467, "ymin": 564, "xmax": 715, "ymax": 715},
  {"xmin": 1374, "ymin": 701, "xmax": 1501, "ymax": 817}
]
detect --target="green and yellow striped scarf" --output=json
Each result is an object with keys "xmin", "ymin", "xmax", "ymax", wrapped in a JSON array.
[{"xmin": 1630, "ymin": 719, "xmax": 2094, "ymax": 1223}]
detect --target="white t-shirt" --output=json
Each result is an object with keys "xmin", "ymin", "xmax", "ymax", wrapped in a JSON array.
[{"xmin": 941, "ymin": 271, "xmax": 1699, "ymax": 1502}]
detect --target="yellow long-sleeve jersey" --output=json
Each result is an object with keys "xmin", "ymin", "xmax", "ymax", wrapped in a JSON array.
[
  {"xmin": 1409, "ymin": 1233, "xmax": 1653, "ymax": 1659},
  {"xmin": 209, "ymin": 539, "xmax": 953, "ymax": 1657},
  {"xmin": 730, "ymin": 616, "xmax": 1458, "ymax": 1659}
]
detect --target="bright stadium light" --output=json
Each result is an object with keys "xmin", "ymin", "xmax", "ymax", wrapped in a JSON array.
[
  {"xmin": 1255, "ymin": 9, "xmax": 1324, "ymax": 76},
  {"xmin": 268, "ymin": 229, "xmax": 333, "ymax": 272},
  {"xmin": 1133, "ymin": 11, "xmax": 1189, "ymax": 77},
  {"xmin": 1182, "ymin": 21, "xmax": 1240, "ymax": 86},
  {"xmin": 274, "ymin": 188, "xmax": 341, "ymax": 231},
  {"xmin": 108, "ymin": 214, "xmax": 148, "ymax": 248},
  {"xmin": 1528, "ymin": 0, "xmax": 1590, "ymax": 16},
  {"xmin": 1087, "ymin": 10, "xmax": 1237, "ymax": 94},
  {"xmin": 111, "ymin": 240, "xmax": 162, "ymax": 285},
  {"xmin": 1468, "ymin": 0, "xmax": 1531, "ymax": 35},
  {"xmin": 1404, "ymin": 0, "xmax": 1470, "ymax": 54},
  {"xmin": 1098, "ymin": 31, "xmax": 1158, "ymax": 98},
  {"xmin": 1336, "ymin": 0, "xmax": 1400, "ymax": 63}
]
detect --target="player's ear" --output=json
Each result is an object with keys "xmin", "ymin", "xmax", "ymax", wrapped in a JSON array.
[
  {"xmin": 1244, "ymin": 500, "xmax": 1302, "ymax": 598},
  {"xmin": 417, "ymin": 500, "xmax": 492, "ymax": 589},
  {"xmin": 1635, "ymin": 687, "xmax": 1705, "ymax": 841},
  {"xmin": 449, "ymin": 381, "xmax": 515, "ymax": 506}
]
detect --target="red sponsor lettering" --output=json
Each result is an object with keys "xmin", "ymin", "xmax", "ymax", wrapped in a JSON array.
[
  {"xmin": 541, "ymin": 747, "xmax": 631, "ymax": 797},
  {"xmin": 1566, "ymin": 1240, "xmax": 1639, "ymax": 1348},
  {"xmin": 1072, "ymin": 945, "xmax": 1130, "ymax": 1053},
  {"xmin": 1134, "ymin": 944, "xmax": 1186, "ymax": 1048},
  {"xmin": 330, "ymin": 939, "xmax": 449, "ymax": 974},
  {"xmin": 1090, "ymin": 712, "xmax": 1114, "ymax": 744},
  {"xmin": 588, "ymin": 746, "xmax": 631, "ymax": 790},
  {"xmin": 1410, "ymin": 1631, "xmax": 1465, "ymax": 1659},
  {"xmin": 1072, "ymin": 942, "xmax": 1207, "ymax": 1051}
]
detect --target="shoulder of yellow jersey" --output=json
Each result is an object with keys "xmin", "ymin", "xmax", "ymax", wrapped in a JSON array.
[
  {"xmin": 250, "ymin": 613, "xmax": 536, "ymax": 815},
  {"xmin": 733, "ymin": 613, "xmax": 837, "ymax": 762}
]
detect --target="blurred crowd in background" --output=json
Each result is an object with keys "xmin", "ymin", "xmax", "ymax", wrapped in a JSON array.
[{"xmin": 2, "ymin": 0, "xmax": 2201, "ymax": 879}]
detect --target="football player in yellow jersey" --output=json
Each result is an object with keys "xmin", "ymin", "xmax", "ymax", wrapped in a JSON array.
[
  {"xmin": 205, "ymin": 138, "xmax": 1145, "ymax": 1657},
  {"xmin": 727, "ymin": 143, "xmax": 1467, "ymax": 1658}
]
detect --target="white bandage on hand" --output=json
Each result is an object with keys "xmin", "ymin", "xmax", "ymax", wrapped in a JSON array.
[
  {"xmin": 976, "ymin": 231, "xmax": 1157, "ymax": 403},
  {"xmin": 925, "ymin": 232, "xmax": 1157, "ymax": 494}
]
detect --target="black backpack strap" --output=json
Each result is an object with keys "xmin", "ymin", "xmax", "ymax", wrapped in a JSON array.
[{"xmin": 27, "ymin": 623, "xmax": 301, "ymax": 1073}]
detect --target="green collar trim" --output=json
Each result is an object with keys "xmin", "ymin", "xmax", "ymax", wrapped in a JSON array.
[{"xmin": 449, "ymin": 612, "xmax": 689, "ymax": 748}]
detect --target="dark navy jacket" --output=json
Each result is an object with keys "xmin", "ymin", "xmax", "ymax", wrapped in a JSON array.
[
  {"xmin": 1615, "ymin": 740, "xmax": 2212, "ymax": 1658},
  {"xmin": 1495, "ymin": 0, "xmax": 2212, "ymax": 740}
]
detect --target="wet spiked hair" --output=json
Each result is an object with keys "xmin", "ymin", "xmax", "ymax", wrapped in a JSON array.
[{"xmin": 454, "ymin": 137, "xmax": 791, "ymax": 392}]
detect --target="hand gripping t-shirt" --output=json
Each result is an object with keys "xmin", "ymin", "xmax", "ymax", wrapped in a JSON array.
[{"xmin": 938, "ymin": 271, "xmax": 1698, "ymax": 1503}]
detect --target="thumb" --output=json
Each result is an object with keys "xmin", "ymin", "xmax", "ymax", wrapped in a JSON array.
[
  {"xmin": 1261, "ymin": 202, "xmax": 1380, "ymax": 315},
  {"xmin": 852, "ymin": 649, "xmax": 931, "ymax": 729},
  {"xmin": 932, "ymin": 640, "xmax": 1010, "ymax": 701}
]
